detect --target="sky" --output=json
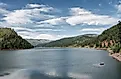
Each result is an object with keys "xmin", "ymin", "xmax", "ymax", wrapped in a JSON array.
[{"xmin": 0, "ymin": 0, "xmax": 121, "ymax": 40}]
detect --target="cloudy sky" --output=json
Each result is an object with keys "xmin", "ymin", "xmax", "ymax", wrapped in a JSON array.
[{"xmin": 0, "ymin": 0, "xmax": 121, "ymax": 40}]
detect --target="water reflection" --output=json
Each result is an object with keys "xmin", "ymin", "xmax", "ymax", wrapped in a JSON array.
[
  {"xmin": 0, "ymin": 69, "xmax": 73, "ymax": 79},
  {"xmin": 0, "ymin": 48, "xmax": 120, "ymax": 79},
  {"xmin": 0, "ymin": 50, "xmax": 18, "ymax": 72}
]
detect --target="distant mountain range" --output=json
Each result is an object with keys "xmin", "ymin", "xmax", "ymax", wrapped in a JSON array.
[
  {"xmin": 37, "ymin": 22, "xmax": 121, "ymax": 53},
  {"xmin": 26, "ymin": 39, "xmax": 51, "ymax": 46},
  {"xmin": 37, "ymin": 34, "xmax": 97, "ymax": 47},
  {"xmin": 1, "ymin": 21, "xmax": 121, "ymax": 53},
  {"xmin": 0, "ymin": 28, "xmax": 33, "ymax": 49}
]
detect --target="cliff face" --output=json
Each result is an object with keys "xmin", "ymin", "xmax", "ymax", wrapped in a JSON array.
[
  {"xmin": 0, "ymin": 28, "xmax": 34, "ymax": 49},
  {"xmin": 101, "ymin": 40, "xmax": 115, "ymax": 48}
]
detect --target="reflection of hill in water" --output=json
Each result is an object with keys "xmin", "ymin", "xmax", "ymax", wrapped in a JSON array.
[{"xmin": 0, "ymin": 69, "xmax": 74, "ymax": 79}]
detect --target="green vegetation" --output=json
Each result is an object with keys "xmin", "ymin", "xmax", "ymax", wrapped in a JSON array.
[
  {"xmin": 0, "ymin": 28, "xmax": 34, "ymax": 49},
  {"xmin": 40, "ymin": 22, "xmax": 121, "ymax": 53},
  {"xmin": 111, "ymin": 43, "xmax": 121, "ymax": 53},
  {"xmin": 38, "ymin": 34, "xmax": 97, "ymax": 47},
  {"xmin": 80, "ymin": 22, "xmax": 121, "ymax": 53}
]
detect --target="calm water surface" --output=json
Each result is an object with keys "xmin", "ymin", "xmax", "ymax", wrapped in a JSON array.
[{"xmin": 0, "ymin": 48, "xmax": 120, "ymax": 79}]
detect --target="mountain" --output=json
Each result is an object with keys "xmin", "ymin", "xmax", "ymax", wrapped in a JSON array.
[
  {"xmin": 26, "ymin": 39, "xmax": 50, "ymax": 46},
  {"xmin": 0, "ymin": 28, "xmax": 34, "ymax": 49},
  {"xmin": 81, "ymin": 22, "xmax": 121, "ymax": 53},
  {"xmin": 37, "ymin": 34, "xmax": 97, "ymax": 47},
  {"xmin": 38, "ymin": 22, "xmax": 121, "ymax": 54}
]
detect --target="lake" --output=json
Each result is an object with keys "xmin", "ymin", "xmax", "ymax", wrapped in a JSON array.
[{"xmin": 0, "ymin": 48, "xmax": 120, "ymax": 79}]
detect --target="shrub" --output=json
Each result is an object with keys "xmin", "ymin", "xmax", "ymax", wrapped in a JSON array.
[{"xmin": 111, "ymin": 43, "xmax": 121, "ymax": 53}]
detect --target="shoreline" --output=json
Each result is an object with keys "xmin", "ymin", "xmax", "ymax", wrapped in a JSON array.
[
  {"xmin": 0, "ymin": 47, "xmax": 34, "ymax": 50},
  {"xmin": 56, "ymin": 47, "xmax": 121, "ymax": 62},
  {"xmin": 6, "ymin": 46, "xmax": 121, "ymax": 62},
  {"xmin": 96, "ymin": 48, "xmax": 121, "ymax": 62},
  {"xmin": 109, "ymin": 53, "xmax": 121, "ymax": 62},
  {"xmin": 39, "ymin": 47, "xmax": 121, "ymax": 62}
]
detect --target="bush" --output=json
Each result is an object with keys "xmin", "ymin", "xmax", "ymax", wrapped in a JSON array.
[{"xmin": 111, "ymin": 43, "xmax": 121, "ymax": 53}]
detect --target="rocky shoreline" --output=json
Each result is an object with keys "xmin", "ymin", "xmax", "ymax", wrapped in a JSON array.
[
  {"xmin": 109, "ymin": 53, "xmax": 121, "ymax": 62},
  {"xmin": 96, "ymin": 48, "xmax": 121, "ymax": 62},
  {"xmin": 107, "ymin": 49, "xmax": 121, "ymax": 62}
]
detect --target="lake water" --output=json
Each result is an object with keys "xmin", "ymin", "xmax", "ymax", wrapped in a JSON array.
[{"xmin": 0, "ymin": 48, "xmax": 120, "ymax": 79}]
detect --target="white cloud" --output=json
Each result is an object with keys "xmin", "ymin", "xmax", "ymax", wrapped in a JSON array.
[
  {"xmin": 37, "ymin": 7, "xmax": 119, "ymax": 26},
  {"xmin": 34, "ymin": 24, "xmax": 55, "ymax": 28},
  {"xmin": 80, "ymin": 28, "xmax": 105, "ymax": 32},
  {"xmin": 11, "ymin": 26, "xmax": 65, "ymax": 40},
  {"xmin": 52, "ymin": 29, "xmax": 66, "ymax": 32},
  {"xmin": 17, "ymin": 30, "xmax": 70, "ymax": 40},
  {"xmin": 0, "ymin": 4, "xmax": 120, "ymax": 40},
  {"xmin": 0, "ymin": 2, "xmax": 7, "ymax": 7},
  {"xmin": 80, "ymin": 31, "xmax": 100, "ymax": 35},
  {"xmin": 1, "ymin": 5, "xmax": 118, "ymax": 27},
  {"xmin": 38, "ymin": 17, "xmax": 67, "ymax": 25},
  {"xmin": 114, "ymin": 2, "xmax": 121, "ymax": 17},
  {"xmin": 0, "ymin": 8, "xmax": 9, "ymax": 15},
  {"xmin": 3, "ymin": 9, "xmax": 33, "ymax": 24},
  {"xmin": 36, "ymin": 34, "xmax": 56, "ymax": 40},
  {"xmin": 34, "ymin": 28, "xmax": 61, "ymax": 32},
  {"xmin": 0, "ymin": 3, "xmax": 8, "ymax": 15},
  {"xmin": 115, "ymin": 4, "xmax": 121, "ymax": 12},
  {"xmin": 79, "ymin": 27, "xmax": 109, "ymax": 35},
  {"xmin": 2, "ymin": 4, "xmax": 56, "ymax": 25},
  {"xmin": 36, "ymin": 34, "xmax": 76, "ymax": 40},
  {"xmin": 11, "ymin": 26, "xmax": 65, "ymax": 32},
  {"xmin": 66, "ymin": 7, "xmax": 119, "ymax": 26},
  {"xmin": 17, "ymin": 31, "xmax": 57, "ymax": 40},
  {"xmin": 69, "ymin": 7, "xmax": 91, "ymax": 16},
  {"xmin": 26, "ymin": 4, "xmax": 42, "ymax": 8},
  {"xmin": 10, "ymin": 27, "xmax": 33, "ymax": 32},
  {"xmin": 25, "ymin": 3, "xmax": 59, "ymax": 13}
]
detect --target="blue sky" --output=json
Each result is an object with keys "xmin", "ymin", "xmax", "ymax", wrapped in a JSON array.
[{"xmin": 0, "ymin": 0, "xmax": 121, "ymax": 40}]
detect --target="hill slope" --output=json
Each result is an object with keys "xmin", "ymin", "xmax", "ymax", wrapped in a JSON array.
[
  {"xmin": 37, "ymin": 34, "xmax": 97, "ymax": 47},
  {"xmin": 0, "ymin": 28, "xmax": 34, "ymax": 49},
  {"xmin": 38, "ymin": 22, "xmax": 121, "ymax": 54},
  {"xmin": 26, "ymin": 39, "xmax": 50, "ymax": 46},
  {"xmin": 81, "ymin": 22, "xmax": 121, "ymax": 53}
]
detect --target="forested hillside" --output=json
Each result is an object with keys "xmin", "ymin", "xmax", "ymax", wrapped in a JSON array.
[
  {"xmin": 81, "ymin": 22, "xmax": 121, "ymax": 53},
  {"xmin": 39, "ymin": 22, "xmax": 121, "ymax": 53},
  {"xmin": 37, "ymin": 34, "xmax": 97, "ymax": 47},
  {"xmin": 0, "ymin": 28, "xmax": 34, "ymax": 49}
]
